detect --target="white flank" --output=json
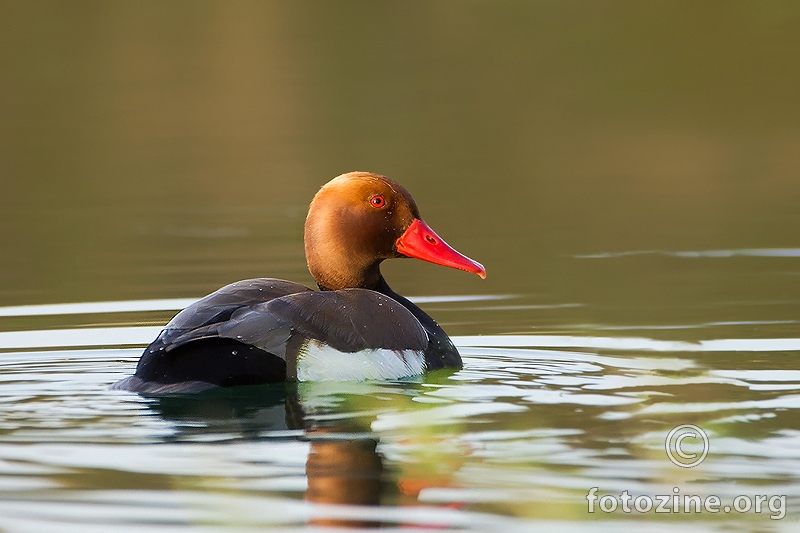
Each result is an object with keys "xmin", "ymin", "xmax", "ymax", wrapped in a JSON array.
[{"xmin": 296, "ymin": 340, "xmax": 426, "ymax": 381}]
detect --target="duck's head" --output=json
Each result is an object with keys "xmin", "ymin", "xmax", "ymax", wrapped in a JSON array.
[{"xmin": 304, "ymin": 172, "xmax": 486, "ymax": 291}]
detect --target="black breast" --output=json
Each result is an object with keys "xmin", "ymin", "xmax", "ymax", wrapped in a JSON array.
[{"xmin": 373, "ymin": 277, "xmax": 463, "ymax": 370}]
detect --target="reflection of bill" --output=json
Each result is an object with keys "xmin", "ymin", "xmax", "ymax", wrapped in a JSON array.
[{"xmin": 665, "ymin": 424, "xmax": 709, "ymax": 468}]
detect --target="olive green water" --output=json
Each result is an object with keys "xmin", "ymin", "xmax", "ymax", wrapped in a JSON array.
[{"xmin": 2, "ymin": 2, "xmax": 800, "ymax": 531}]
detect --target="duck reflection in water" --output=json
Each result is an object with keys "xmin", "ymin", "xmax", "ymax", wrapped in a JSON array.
[{"xmin": 146, "ymin": 383, "xmax": 386, "ymax": 528}]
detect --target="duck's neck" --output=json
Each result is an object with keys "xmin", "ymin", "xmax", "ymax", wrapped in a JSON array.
[
  {"xmin": 314, "ymin": 263, "xmax": 383, "ymax": 292},
  {"xmin": 306, "ymin": 235, "xmax": 386, "ymax": 291}
]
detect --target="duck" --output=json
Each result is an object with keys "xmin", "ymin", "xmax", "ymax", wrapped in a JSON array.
[{"xmin": 113, "ymin": 172, "xmax": 485, "ymax": 393}]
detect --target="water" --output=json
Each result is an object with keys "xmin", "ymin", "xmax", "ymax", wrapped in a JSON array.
[
  {"xmin": 1, "ymin": 291, "xmax": 799, "ymax": 531},
  {"xmin": 3, "ymin": 1, "xmax": 800, "ymax": 531}
]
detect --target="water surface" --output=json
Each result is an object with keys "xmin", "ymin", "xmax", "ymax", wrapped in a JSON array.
[{"xmin": 2, "ymin": 289, "xmax": 799, "ymax": 531}]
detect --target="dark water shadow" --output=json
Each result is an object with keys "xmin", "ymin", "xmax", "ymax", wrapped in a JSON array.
[{"xmin": 146, "ymin": 383, "xmax": 298, "ymax": 437}]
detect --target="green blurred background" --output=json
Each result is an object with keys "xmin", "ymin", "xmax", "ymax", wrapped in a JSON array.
[{"xmin": 1, "ymin": 1, "xmax": 799, "ymax": 334}]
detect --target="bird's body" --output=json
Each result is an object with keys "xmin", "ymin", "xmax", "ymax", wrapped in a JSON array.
[{"xmin": 114, "ymin": 172, "xmax": 484, "ymax": 393}]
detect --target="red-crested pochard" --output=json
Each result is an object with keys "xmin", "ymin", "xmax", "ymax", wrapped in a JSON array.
[{"xmin": 114, "ymin": 172, "xmax": 485, "ymax": 393}]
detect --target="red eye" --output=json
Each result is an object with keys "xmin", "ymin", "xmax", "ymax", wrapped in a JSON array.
[{"xmin": 370, "ymin": 195, "xmax": 386, "ymax": 208}]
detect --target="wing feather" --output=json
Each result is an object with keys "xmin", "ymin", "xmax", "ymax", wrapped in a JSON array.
[{"xmin": 156, "ymin": 278, "xmax": 311, "ymax": 350}]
